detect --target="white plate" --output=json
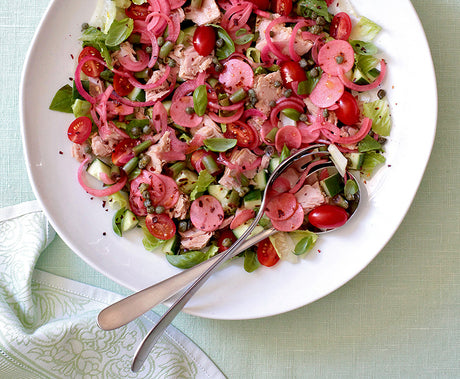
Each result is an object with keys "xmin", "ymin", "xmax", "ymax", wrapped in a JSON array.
[{"xmin": 20, "ymin": 0, "xmax": 437, "ymax": 320}]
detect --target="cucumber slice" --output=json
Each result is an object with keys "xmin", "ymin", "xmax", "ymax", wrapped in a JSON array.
[
  {"xmin": 253, "ymin": 169, "xmax": 268, "ymax": 190},
  {"xmin": 243, "ymin": 189, "xmax": 262, "ymax": 210},
  {"xmin": 208, "ymin": 184, "xmax": 240, "ymax": 214},
  {"xmin": 347, "ymin": 152, "xmax": 365, "ymax": 170},
  {"xmin": 175, "ymin": 169, "xmax": 198, "ymax": 195},
  {"xmin": 72, "ymin": 99, "xmax": 91, "ymax": 118},
  {"xmin": 320, "ymin": 172, "xmax": 344, "ymax": 197},
  {"xmin": 162, "ymin": 234, "xmax": 180, "ymax": 255},
  {"xmin": 232, "ymin": 219, "xmax": 264, "ymax": 239},
  {"xmin": 120, "ymin": 210, "xmax": 138, "ymax": 232},
  {"xmin": 269, "ymin": 156, "xmax": 280, "ymax": 173},
  {"xmin": 87, "ymin": 158, "xmax": 111, "ymax": 181},
  {"xmin": 127, "ymin": 86, "xmax": 146, "ymax": 102}
]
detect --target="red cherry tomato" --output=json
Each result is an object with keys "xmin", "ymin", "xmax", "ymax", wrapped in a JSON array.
[
  {"xmin": 193, "ymin": 26, "xmax": 216, "ymax": 56},
  {"xmin": 335, "ymin": 91, "xmax": 360, "ymax": 125},
  {"xmin": 125, "ymin": 3, "xmax": 149, "ymax": 20},
  {"xmin": 217, "ymin": 229, "xmax": 237, "ymax": 252},
  {"xmin": 280, "ymin": 61, "xmax": 307, "ymax": 90},
  {"xmin": 112, "ymin": 138, "xmax": 138, "ymax": 166},
  {"xmin": 329, "ymin": 12, "xmax": 352, "ymax": 41},
  {"xmin": 224, "ymin": 121, "xmax": 258, "ymax": 148},
  {"xmin": 113, "ymin": 74, "xmax": 134, "ymax": 97},
  {"xmin": 272, "ymin": 0, "xmax": 293, "ymax": 16},
  {"xmin": 67, "ymin": 116, "xmax": 92, "ymax": 144},
  {"xmin": 257, "ymin": 238, "xmax": 280, "ymax": 267},
  {"xmin": 145, "ymin": 213, "xmax": 176, "ymax": 240},
  {"xmin": 248, "ymin": 0, "xmax": 270, "ymax": 10},
  {"xmin": 78, "ymin": 46, "xmax": 104, "ymax": 78},
  {"xmin": 308, "ymin": 204, "xmax": 349, "ymax": 229}
]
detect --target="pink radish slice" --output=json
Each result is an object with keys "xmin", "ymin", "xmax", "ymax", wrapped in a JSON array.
[
  {"xmin": 157, "ymin": 174, "xmax": 180, "ymax": 209},
  {"xmin": 275, "ymin": 125, "xmax": 302, "ymax": 152},
  {"xmin": 265, "ymin": 193, "xmax": 298, "ymax": 221},
  {"xmin": 230, "ymin": 208, "xmax": 255, "ymax": 230},
  {"xmin": 271, "ymin": 176, "xmax": 291, "ymax": 193},
  {"xmin": 190, "ymin": 195, "xmax": 225, "ymax": 232},
  {"xmin": 218, "ymin": 59, "xmax": 254, "ymax": 92},
  {"xmin": 297, "ymin": 122, "xmax": 321, "ymax": 143},
  {"xmin": 318, "ymin": 40, "xmax": 355, "ymax": 75},
  {"xmin": 130, "ymin": 171, "xmax": 166, "ymax": 205},
  {"xmin": 170, "ymin": 96, "xmax": 203, "ymax": 128},
  {"xmin": 271, "ymin": 204, "xmax": 305, "ymax": 232},
  {"xmin": 309, "ymin": 74, "xmax": 344, "ymax": 108}
]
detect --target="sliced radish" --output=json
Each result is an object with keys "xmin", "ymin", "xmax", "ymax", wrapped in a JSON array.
[
  {"xmin": 275, "ymin": 125, "xmax": 302, "ymax": 152},
  {"xmin": 271, "ymin": 204, "xmax": 305, "ymax": 232},
  {"xmin": 297, "ymin": 122, "xmax": 321, "ymax": 144},
  {"xmin": 170, "ymin": 96, "xmax": 203, "ymax": 128},
  {"xmin": 218, "ymin": 59, "xmax": 254, "ymax": 92},
  {"xmin": 265, "ymin": 193, "xmax": 298, "ymax": 221},
  {"xmin": 157, "ymin": 174, "xmax": 180, "ymax": 209},
  {"xmin": 230, "ymin": 208, "xmax": 255, "ymax": 230},
  {"xmin": 309, "ymin": 74, "xmax": 344, "ymax": 108},
  {"xmin": 318, "ymin": 40, "xmax": 355, "ymax": 75},
  {"xmin": 190, "ymin": 195, "xmax": 225, "ymax": 232}
]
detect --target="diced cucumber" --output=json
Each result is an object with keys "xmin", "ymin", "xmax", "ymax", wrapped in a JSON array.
[
  {"xmin": 258, "ymin": 214, "xmax": 271, "ymax": 228},
  {"xmin": 367, "ymin": 68, "xmax": 380, "ymax": 81},
  {"xmin": 127, "ymin": 86, "xmax": 146, "ymax": 102},
  {"xmin": 352, "ymin": 67, "xmax": 370, "ymax": 85},
  {"xmin": 320, "ymin": 172, "xmax": 344, "ymax": 197},
  {"xmin": 232, "ymin": 219, "xmax": 264, "ymax": 239},
  {"xmin": 269, "ymin": 156, "xmax": 280, "ymax": 173},
  {"xmin": 175, "ymin": 169, "xmax": 198, "ymax": 195},
  {"xmin": 208, "ymin": 184, "xmax": 240, "ymax": 214},
  {"xmin": 253, "ymin": 169, "xmax": 268, "ymax": 190},
  {"xmin": 162, "ymin": 234, "xmax": 180, "ymax": 255},
  {"xmin": 87, "ymin": 158, "xmax": 111, "ymax": 181},
  {"xmin": 243, "ymin": 189, "xmax": 262, "ymax": 210},
  {"xmin": 120, "ymin": 210, "xmax": 138, "ymax": 232},
  {"xmin": 347, "ymin": 152, "xmax": 365, "ymax": 170}
]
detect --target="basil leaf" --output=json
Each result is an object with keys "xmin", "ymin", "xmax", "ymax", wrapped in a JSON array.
[
  {"xmin": 243, "ymin": 250, "xmax": 260, "ymax": 272},
  {"xmin": 235, "ymin": 28, "xmax": 248, "ymax": 37},
  {"xmin": 49, "ymin": 85, "xmax": 74, "ymax": 113},
  {"xmin": 193, "ymin": 84, "xmax": 208, "ymax": 116},
  {"xmin": 234, "ymin": 33, "xmax": 254, "ymax": 45},
  {"xmin": 204, "ymin": 138, "xmax": 237, "ymax": 152},
  {"xmin": 105, "ymin": 18, "xmax": 134, "ymax": 47},
  {"xmin": 80, "ymin": 26, "xmax": 106, "ymax": 42},
  {"xmin": 350, "ymin": 40, "xmax": 378, "ymax": 56},
  {"xmin": 209, "ymin": 24, "xmax": 235, "ymax": 60},
  {"xmin": 280, "ymin": 144, "xmax": 290, "ymax": 162},
  {"xmin": 294, "ymin": 236, "xmax": 315, "ymax": 255},
  {"xmin": 72, "ymin": 80, "xmax": 89, "ymax": 101},
  {"xmin": 344, "ymin": 179, "xmax": 359, "ymax": 200},
  {"xmin": 166, "ymin": 250, "xmax": 208, "ymax": 269},
  {"xmin": 300, "ymin": 68, "xmax": 323, "ymax": 95},
  {"xmin": 112, "ymin": 208, "xmax": 126, "ymax": 237},
  {"xmin": 358, "ymin": 135, "xmax": 382, "ymax": 152},
  {"xmin": 296, "ymin": 0, "xmax": 332, "ymax": 22}
]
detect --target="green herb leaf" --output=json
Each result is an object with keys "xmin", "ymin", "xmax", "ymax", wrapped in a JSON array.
[
  {"xmin": 209, "ymin": 24, "xmax": 235, "ymax": 60},
  {"xmin": 234, "ymin": 33, "xmax": 254, "ymax": 45},
  {"xmin": 80, "ymin": 26, "xmax": 106, "ymax": 42},
  {"xmin": 344, "ymin": 179, "xmax": 359, "ymax": 200},
  {"xmin": 350, "ymin": 40, "xmax": 378, "ymax": 56},
  {"xmin": 112, "ymin": 208, "xmax": 126, "ymax": 237},
  {"xmin": 105, "ymin": 18, "xmax": 134, "ymax": 47},
  {"xmin": 166, "ymin": 250, "xmax": 208, "ymax": 269},
  {"xmin": 294, "ymin": 236, "xmax": 315, "ymax": 255},
  {"xmin": 363, "ymin": 99, "xmax": 392, "ymax": 136},
  {"xmin": 358, "ymin": 135, "xmax": 382, "ymax": 152},
  {"xmin": 243, "ymin": 250, "xmax": 260, "ymax": 272},
  {"xmin": 193, "ymin": 84, "xmax": 208, "ymax": 116},
  {"xmin": 296, "ymin": 0, "xmax": 332, "ymax": 22},
  {"xmin": 280, "ymin": 144, "xmax": 290, "ymax": 162},
  {"xmin": 49, "ymin": 85, "xmax": 74, "ymax": 113},
  {"xmin": 190, "ymin": 169, "xmax": 215, "ymax": 200},
  {"xmin": 204, "ymin": 138, "xmax": 237, "ymax": 152}
]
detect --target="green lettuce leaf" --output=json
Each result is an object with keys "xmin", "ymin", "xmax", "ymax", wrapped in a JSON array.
[
  {"xmin": 190, "ymin": 169, "xmax": 215, "ymax": 200},
  {"xmin": 349, "ymin": 16, "xmax": 382, "ymax": 42},
  {"xmin": 363, "ymin": 99, "xmax": 392, "ymax": 136},
  {"xmin": 361, "ymin": 152, "xmax": 386, "ymax": 176}
]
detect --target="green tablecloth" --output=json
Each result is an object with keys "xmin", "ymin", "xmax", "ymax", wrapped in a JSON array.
[{"xmin": 1, "ymin": 0, "xmax": 459, "ymax": 377}]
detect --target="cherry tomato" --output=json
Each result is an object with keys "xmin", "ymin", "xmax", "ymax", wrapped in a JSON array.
[
  {"xmin": 190, "ymin": 150, "xmax": 219, "ymax": 172},
  {"xmin": 335, "ymin": 91, "xmax": 360, "ymax": 125},
  {"xmin": 193, "ymin": 26, "xmax": 216, "ymax": 56},
  {"xmin": 113, "ymin": 74, "xmax": 134, "ymax": 97},
  {"xmin": 280, "ymin": 61, "xmax": 307, "ymax": 90},
  {"xmin": 78, "ymin": 46, "xmax": 104, "ymax": 78},
  {"xmin": 257, "ymin": 238, "xmax": 280, "ymax": 267},
  {"xmin": 272, "ymin": 0, "xmax": 293, "ymax": 16},
  {"xmin": 248, "ymin": 0, "xmax": 270, "ymax": 10},
  {"xmin": 329, "ymin": 12, "xmax": 352, "ymax": 41},
  {"xmin": 308, "ymin": 204, "xmax": 349, "ymax": 229},
  {"xmin": 112, "ymin": 138, "xmax": 138, "ymax": 166},
  {"xmin": 145, "ymin": 213, "xmax": 176, "ymax": 240},
  {"xmin": 125, "ymin": 3, "xmax": 149, "ymax": 20},
  {"xmin": 224, "ymin": 121, "xmax": 258, "ymax": 148},
  {"xmin": 67, "ymin": 116, "xmax": 92, "ymax": 144},
  {"xmin": 217, "ymin": 229, "xmax": 237, "ymax": 252}
]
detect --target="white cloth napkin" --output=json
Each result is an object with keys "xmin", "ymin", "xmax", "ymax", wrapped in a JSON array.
[{"xmin": 0, "ymin": 201, "xmax": 224, "ymax": 379}]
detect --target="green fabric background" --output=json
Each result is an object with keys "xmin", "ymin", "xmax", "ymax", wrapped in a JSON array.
[{"xmin": 1, "ymin": 1, "xmax": 458, "ymax": 377}]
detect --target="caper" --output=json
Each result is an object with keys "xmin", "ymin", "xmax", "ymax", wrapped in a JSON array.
[
  {"xmin": 145, "ymin": 46, "xmax": 152, "ymax": 54},
  {"xmin": 269, "ymin": 100, "xmax": 277, "ymax": 108},
  {"xmin": 215, "ymin": 62, "xmax": 223, "ymax": 72},
  {"xmin": 157, "ymin": 36, "xmax": 165, "ymax": 47},
  {"xmin": 185, "ymin": 107, "xmax": 195, "ymax": 115},
  {"xmin": 216, "ymin": 38, "xmax": 224, "ymax": 48},
  {"xmin": 316, "ymin": 16, "xmax": 326, "ymax": 26},
  {"xmin": 335, "ymin": 55, "xmax": 344, "ymax": 64},
  {"xmin": 310, "ymin": 25, "xmax": 322, "ymax": 35},
  {"xmin": 143, "ymin": 125, "xmax": 152, "ymax": 134},
  {"xmin": 299, "ymin": 113, "xmax": 308, "ymax": 122},
  {"xmin": 311, "ymin": 12, "xmax": 317, "ymax": 19},
  {"xmin": 81, "ymin": 23, "xmax": 89, "ymax": 31},
  {"xmin": 284, "ymin": 89, "xmax": 293, "ymax": 98},
  {"xmin": 322, "ymin": 109, "xmax": 329, "ymax": 118},
  {"xmin": 250, "ymin": 96, "xmax": 258, "ymax": 105},
  {"xmin": 138, "ymin": 183, "xmax": 150, "ymax": 192},
  {"xmin": 142, "ymin": 190, "xmax": 150, "ymax": 200},
  {"xmin": 299, "ymin": 58, "xmax": 308, "ymax": 68},
  {"xmin": 273, "ymin": 80, "xmax": 282, "ymax": 88},
  {"xmin": 307, "ymin": 59, "xmax": 315, "ymax": 67},
  {"xmin": 269, "ymin": 31, "xmax": 275, "ymax": 38},
  {"xmin": 221, "ymin": 237, "xmax": 232, "ymax": 247},
  {"xmin": 168, "ymin": 58, "xmax": 176, "ymax": 68},
  {"xmin": 143, "ymin": 199, "xmax": 152, "ymax": 208},
  {"xmin": 309, "ymin": 67, "xmax": 319, "ymax": 77},
  {"xmin": 138, "ymin": 155, "xmax": 151, "ymax": 169},
  {"xmin": 377, "ymin": 89, "xmax": 387, "ymax": 99},
  {"xmin": 155, "ymin": 205, "xmax": 165, "ymax": 214},
  {"xmin": 130, "ymin": 126, "xmax": 141, "ymax": 137},
  {"xmin": 146, "ymin": 206, "xmax": 155, "ymax": 214},
  {"xmin": 248, "ymin": 89, "xmax": 256, "ymax": 97},
  {"xmin": 178, "ymin": 220, "xmax": 188, "ymax": 232}
]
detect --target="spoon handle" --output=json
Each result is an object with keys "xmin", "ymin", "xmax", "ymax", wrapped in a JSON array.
[{"xmin": 97, "ymin": 228, "xmax": 276, "ymax": 331}]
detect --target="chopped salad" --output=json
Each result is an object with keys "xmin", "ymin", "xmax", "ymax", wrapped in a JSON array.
[{"xmin": 50, "ymin": 0, "xmax": 391, "ymax": 271}]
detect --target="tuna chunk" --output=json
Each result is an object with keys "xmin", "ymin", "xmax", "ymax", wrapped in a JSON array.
[
  {"xmin": 191, "ymin": 115, "xmax": 224, "ymax": 139},
  {"xmin": 184, "ymin": 0, "xmax": 221, "ymax": 26},
  {"xmin": 71, "ymin": 142, "xmax": 91, "ymax": 162},
  {"xmin": 295, "ymin": 183, "xmax": 325, "ymax": 213},
  {"xmin": 145, "ymin": 131, "xmax": 171, "ymax": 173},
  {"xmin": 255, "ymin": 16, "xmax": 314, "ymax": 58},
  {"xmin": 180, "ymin": 227, "xmax": 213, "ymax": 250},
  {"xmin": 167, "ymin": 193, "xmax": 190, "ymax": 220},
  {"xmin": 219, "ymin": 148, "xmax": 259, "ymax": 190},
  {"xmin": 253, "ymin": 72, "xmax": 284, "ymax": 115},
  {"xmin": 170, "ymin": 45, "xmax": 213, "ymax": 81},
  {"xmin": 145, "ymin": 66, "xmax": 177, "ymax": 103}
]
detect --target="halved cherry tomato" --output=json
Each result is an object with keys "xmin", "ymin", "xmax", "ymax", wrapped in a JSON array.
[
  {"xmin": 308, "ymin": 204, "xmax": 348, "ymax": 229},
  {"xmin": 68, "ymin": 116, "xmax": 92, "ymax": 144},
  {"xmin": 280, "ymin": 61, "xmax": 307, "ymax": 90},
  {"xmin": 272, "ymin": 0, "xmax": 292, "ymax": 16},
  {"xmin": 113, "ymin": 74, "xmax": 134, "ymax": 97},
  {"xmin": 329, "ymin": 12, "xmax": 352, "ymax": 41},
  {"xmin": 190, "ymin": 150, "xmax": 219, "ymax": 172},
  {"xmin": 224, "ymin": 121, "xmax": 258, "ymax": 148},
  {"xmin": 125, "ymin": 3, "xmax": 149, "ymax": 20},
  {"xmin": 145, "ymin": 213, "xmax": 176, "ymax": 240},
  {"xmin": 248, "ymin": 0, "xmax": 270, "ymax": 9},
  {"xmin": 217, "ymin": 229, "xmax": 237, "ymax": 252},
  {"xmin": 193, "ymin": 26, "xmax": 216, "ymax": 56},
  {"xmin": 78, "ymin": 46, "xmax": 104, "ymax": 78},
  {"xmin": 257, "ymin": 238, "xmax": 280, "ymax": 267},
  {"xmin": 112, "ymin": 138, "xmax": 138, "ymax": 166},
  {"xmin": 335, "ymin": 91, "xmax": 360, "ymax": 125}
]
